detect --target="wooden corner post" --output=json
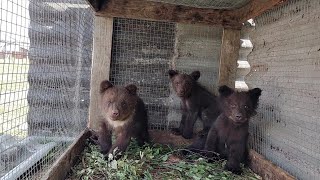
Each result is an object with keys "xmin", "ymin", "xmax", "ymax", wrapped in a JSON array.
[
  {"xmin": 88, "ymin": 17, "xmax": 113, "ymax": 130},
  {"xmin": 218, "ymin": 28, "xmax": 240, "ymax": 88}
]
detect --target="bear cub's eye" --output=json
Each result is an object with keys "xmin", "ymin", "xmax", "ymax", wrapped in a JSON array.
[
  {"xmin": 244, "ymin": 105, "xmax": 248, "ymax": 109},
  {"xmin": 121, "ymin": 102, "xmax": 127, "ymax": 107},
  {"xmin": 106, "ymin": 101, "xmax": 112, "ymax": 106}
]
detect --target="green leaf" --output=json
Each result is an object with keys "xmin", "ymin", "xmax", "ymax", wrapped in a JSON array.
[
  {"xmin": 111, "ymin": 160, "xmax": 118, "ymax": 169},
  {"xmin": 162, "ymin": 155, "xmax": 168, "ymax": 161}
]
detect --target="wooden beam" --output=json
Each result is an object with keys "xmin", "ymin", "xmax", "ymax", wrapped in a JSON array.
[
  {"xmin": 86, "ymin": 0, "xmax": 286, "ymax": 28},
  {"xmin": 233, "ymin": 0, "xmax": 288, "ymax": 23},
  {"xmin": 88, "ymin": 17, "xmax": 113, "ymax": 130},
  {"xmin": 149, "ymin": 130, "xmax": 195, "ymax": 147},
  {"xmin": 43, "ymin": 129, "xmax": 91, "ymax": 180},
  {"xmin": 249, "ymin": 150, "xmax": 296, "ymax": 180},
  {"xmin": 91, "ymin": 0, "xmax": 242, "ymax": 28},
  {"xmin": 218, "ymin": 28, "xmax": 241, "ymax": 88}
]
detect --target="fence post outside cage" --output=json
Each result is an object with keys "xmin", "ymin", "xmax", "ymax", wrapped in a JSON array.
[{"xmin": 88, "ymin": 17, "xmax": 114, "ymax": 130}]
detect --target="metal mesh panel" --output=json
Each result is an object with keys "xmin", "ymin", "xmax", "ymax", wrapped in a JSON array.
[
  {"xmin": 147, "ymin": 0, "xmax": 250, "ymax": 9},
  {"xmin": 110, "ymin": 18, "xmax": 175, "ymax": 130},
  {"xmin": 110, "ymin": 18, "xmax": 222, "ymax": 130},
  {"xmin": 0, "ymin": 0, "xmax": 93, "ymax": 179},
  {"xmin": 246, "ymin": 0, "xmax": 320, "ymax": 179}
]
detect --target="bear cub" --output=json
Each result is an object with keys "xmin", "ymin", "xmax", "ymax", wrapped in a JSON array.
[
  {"xmin": 204, "ymin": 85, "xmax": 262, "ymax": 174},
  {"xmin": 93, "ymin": 80, "xmax": 149, "ymax": 156},
  {"xmin": 168, "ymin": 70, "xmax": 220, "ymax": 139}
]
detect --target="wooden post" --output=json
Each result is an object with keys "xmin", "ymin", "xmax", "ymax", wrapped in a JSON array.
[
  {"xmin": 88, "ymin": 17, "xmax": 113, "ymax": 130},
  {"xmin": 218, "ymin": 28, "xmax": 240, "ymax": 88}
]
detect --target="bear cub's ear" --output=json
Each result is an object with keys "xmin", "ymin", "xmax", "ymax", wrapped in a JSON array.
[
  {"xmin": 168, "ymin": 70, "xmax": 179, "ymax": 79},
  {"xmin": 100, "ymin": 80, "xmax": 113, "ymax": 93},
  {"xmin": 190, "ymin": 71, "xmax": 200, "ymax": 81},
  {"xmin": 125, "ymin": 84, "xmax": 137, "ymax": 95},
  {"xmin": 218, "ymin": 85, "xmax": 234, "ymax": 97},
  {"xmin": 248, "ymin": 88, "xmax": 262, "ymax": 109}
]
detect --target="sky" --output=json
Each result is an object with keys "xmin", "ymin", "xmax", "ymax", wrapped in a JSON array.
[{"xmin": 0, "ymin": 0, "xmax": 30, "ymax": 50}]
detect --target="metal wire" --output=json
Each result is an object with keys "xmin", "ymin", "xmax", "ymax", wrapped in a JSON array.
[
  {"xmin": 247, "ymin": 0, "xmax": 320, "ymax": 179},
  {"xmin": 3, "ymin": 0, "xmax": 318, "ymax": 179},
  {"xmin": 0, "ymin": 0, "xmax": 93, "ymax": 179},
  {"xmin": 110, "ymin": 18, "xmax": 222, "ymax": 131},
  {"xmin": 110, "ymin": 18, "xmax": 176, "ymax": 130}
]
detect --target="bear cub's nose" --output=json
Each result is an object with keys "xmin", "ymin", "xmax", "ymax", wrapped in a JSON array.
[
  {"xmin": 112, "ymin": 110, "xmax": 119, "ymax": 117},
  {"xmin": 235, "ymin": 114, "xmax": 242, "ymax": 120}
]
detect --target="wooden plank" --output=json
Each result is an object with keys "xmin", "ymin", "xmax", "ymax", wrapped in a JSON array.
[
  {"xmin": 86, "ymin": 0, "xmax": 286, "ymax": 28},
  {"xmin": 91, "ymin": 0, "xmax": 242, "ymax": 28},
  {"xmin": 249, "ymin": 150, "xmax": 296, "ymax": 180},
  {"xmin": 218, "ymin": 28, "xmax": 240, "ymax": 88},
  {"xmin": 233, "ymin": 0, "xmax": 288, "ymax": 23},
  {"xmin": 43, "ymin": 129, "xmax": 91, "ymax": 180},
  {"xmin": 88, "ymin": 17, "xmax": 113, "ymax": 130},
  {"xmin": 150, "ymin": 130, "xmax": 195, "ymax": 146}
]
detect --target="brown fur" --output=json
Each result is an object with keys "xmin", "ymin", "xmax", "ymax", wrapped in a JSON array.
[
  {"xmin": 92, "ymin": 80, "xmax": 149, "ymax": 156},
  {"xmin": 204, "ymin": 85, "xmax": 262, "ymax": 174},
  {"xmin": 168, "ymin": 70, "xmax": 220, "ymax": 139}
]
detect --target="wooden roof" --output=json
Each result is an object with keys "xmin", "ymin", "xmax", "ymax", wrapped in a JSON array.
[{"xmin": 86, "ymin": 0, "xmax": 287, "ymax": 28}]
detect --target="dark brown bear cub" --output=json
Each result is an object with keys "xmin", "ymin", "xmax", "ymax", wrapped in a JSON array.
[
  {"xmin": 94, "ymin": 80, "xmax": 149, "ymax": 156},
  {"xmin": 168, "ymin": 70, "xmax": 220, "ymax": 139},
  {"xmin": 204, "ymin": 85, "xmax": 262, "ymax": 174}
]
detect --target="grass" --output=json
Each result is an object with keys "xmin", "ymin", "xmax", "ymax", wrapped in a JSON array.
[
  {"xmin": 0, "ymin": 57, "xmax": 29, "ymax": 137},
  {"xmin": 0, "ymin": 57, "xmax": 29, "ymax": 93},
  {"xmin": 67, "ymin": 140, "xmax": 261, "ymax": 180}
]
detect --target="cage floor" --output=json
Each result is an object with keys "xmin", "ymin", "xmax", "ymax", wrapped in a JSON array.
[{"xmin": 66, "ymin": 135, "xmax": 260, "ymax": 180}]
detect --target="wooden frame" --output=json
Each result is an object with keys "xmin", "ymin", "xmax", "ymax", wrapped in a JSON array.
[
  {"xmin": 86, "ymin": 0, "xmax": 287, "ymax": 28},
  {"xmin": 86, "ymin": 0, "xmax": 288, "ymax": 128},
  {"xmin": 88, "ymin": 17, "xmax": 113, "ymax": 130},
  {"xmin": 218, "ymin": 28, "xmax": 241, "ymax": 88},
  {"xmin": 234, "ymin": 0, "xmax": 289, "ymax": 23},
  {"xmin": 45, "ymin": 130, "xmax": 295, "ymax": 180},
  {"xmin": 43, "ymin": 129, "xmax": 91, "ymax": 180},
  {"xmin": 75, "ymin": 1, "xmax": 296, "ymax": 180},
  {"xmin": 249, "ymin": 150, "xmax": 295, "ymax": 180}
]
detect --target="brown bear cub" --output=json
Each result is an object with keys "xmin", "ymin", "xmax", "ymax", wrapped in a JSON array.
[
  {"xmin": 93, "ymin": 80, "xmax": 149, "ymax": 156},
  {"xmin": 168, "ymin": 70, "xmax": 220, "ymax": 139},
  {"xmin": 204, "ymin": 85, "xmax": 262, "ymax": 174}
]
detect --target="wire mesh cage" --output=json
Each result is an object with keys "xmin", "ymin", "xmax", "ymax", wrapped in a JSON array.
[
  {"xmin": 110, "ymin": 18, "xmax": 222, "ymax": 130},
  {"xmin": 0, "ymin": 0, "xmax": 319, "ymax": 179},
  {"xmin": 246, "ymin": 0, "xmax": 320, "ymax": 179},
  {"xmin": 0, "ymin": 0, "xmax": 93, "ymax": 179}
]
